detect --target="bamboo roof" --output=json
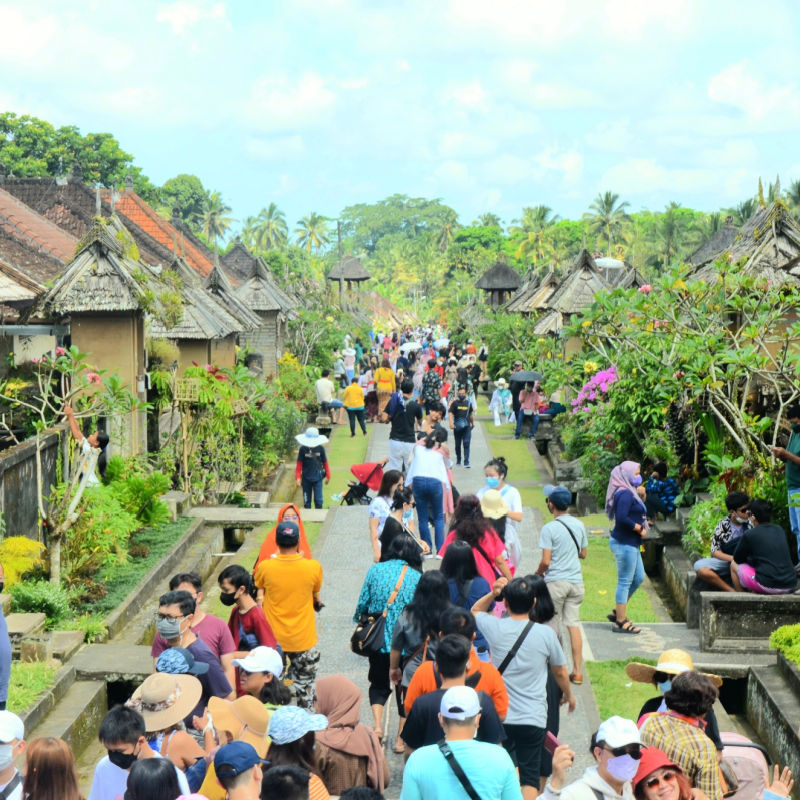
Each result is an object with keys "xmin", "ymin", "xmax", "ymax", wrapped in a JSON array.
[
  {"xmin": 613, "ymin": 266, "xmax": 648, "ymax": 290},
  {"xmin": 328, "ymin": 255, "xmax": 371, "ymax": 282},
  {"xmin": 687, "ymin": 217, "xmax": 738, "ymax": 268},
  {"xmin": 205, "ymin": 258, "xmax": 261, "ymax": 329},
  {"xmin": 504, "ymin": 270, "xmax": 559, "ymax": 313},
  {"xmin": 475, "ymin": 260, "xmax": 522, "ymax": 291},
  {"xmin": 234, "ymin": 258, "xmax": 297, "ymax": 315}
]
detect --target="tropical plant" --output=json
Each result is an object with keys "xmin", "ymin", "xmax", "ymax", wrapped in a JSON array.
[
  {"xmin": 294, "ymin": 212, "xmax": 330, "ymax": 253},
  {"xmin": 584, "ymin": 191, "xmax": 630, "ymax": 255},
  {"xmin": 198, "ymin": 191, "xmax": 234, "ymax": 246},
  {"xmin": 510, "ymin": 205, "xmax": 559, "ymax": 264},
  {"xmin": 254, "ymin": 202, "xmax": 288, "ymax": 250},
  {"xmin": 436, "ymin": 210, "xmax": 460, "ymax": 252},
  {"xmin": 474, "ymin": 213, "xmax": 502, "ymax": 229},
  {"xmin": 10, "ymin": 580, "xmax": 72, "ymax": 629},
  {"xmin": 652, "ymin": 202, "xmax": 691, "ymax": 270},
  {"xmin": 729, "ymin": 197, "xmax": 757, "ymax": 227},
  {"xmin": 0, "ymin": 537, "xmax": 45, "ymax": 586}
]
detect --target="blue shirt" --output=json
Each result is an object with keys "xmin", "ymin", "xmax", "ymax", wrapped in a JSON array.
[
  {"xmin": 611, "ymin": 489, "xmax": 646, "ymax": 547},
  {"xmin": 645, "ymin": 476, "xmax": 679, "ymax": 511}
]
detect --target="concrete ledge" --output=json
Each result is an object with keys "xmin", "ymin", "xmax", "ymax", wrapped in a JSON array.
[
  {"xmin": 700, "ymin": 592, "xmax": 800, "ymax": 652},
  {"xmin": 660, "ymin": 546, "xmax": 694, "ymax": 623},
  {"xmin": 72, "ymin": 644, "xmax": 153, "ymax": 682},
  {"xmin": 20, "ymin": 663, "xmax": 75, "ymax": 735}
]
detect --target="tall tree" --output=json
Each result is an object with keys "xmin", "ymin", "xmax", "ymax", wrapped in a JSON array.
[
  {"xmin": 786, "ymin": 180, "xmax": 800, "ymax": 221},
  {"xmin": 198, "ymin": 191, "xmax": 234, "ymax": 248},
  {"xmin": 255, "ymin": 202, "xmax": 288, "ymax": 250},
  {"xmin": 294, "ymin": 212, "xmax": 330, "ymax": 253},
  {"xmin": 584, "ymin": 191, "xmax": 631, "ymax": 256},
  {"xmin": 436, "ymin": 210, "xmax": 460, "ymax": 252},
  {"xmin": 688, "ymin": 211, "xmax": 722, "ymax": 249},
  {"xmin": 161, "ymin": 173, "xmax": 207, "ymax": 231},
  {"xmin": 653, "ymin": 202, "xmax": 690, "ymax": 270},
  {"xmin": 510, "ymin": 205, "xmax": 559, "ymax": 264},
  {"xmin": 730, "ymin": 198, "xmax": 757, "ymax": 227},
  {"xmin": 474, "ymin": 212, "xmax": 502, "ymax": 229}
]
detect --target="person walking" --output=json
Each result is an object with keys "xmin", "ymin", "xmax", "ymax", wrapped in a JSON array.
[
  {"xmin": 315, "ymin": 369, "xmax": 345, "ymax": 425},
  {"xmin": 405, "ymin": 431, "xmax": 451, "ymax": 556},
  {"xmin": 448, "ymin": 384, "xmax": 474, "ymax": 468},
  {"xmin": 770, "ymin": 404, "xmax": 800, "ymax": 563},
  {"xmin": 420, "ymin": 359, "xmax": 444, "ymax": 415},
  {"xmin": 515, "ymin": 382, "xmax": 540, "ymax": 440},
  {"xmin": 382, "ymin": 379, "xmax": 423, "ymax": 473},
  {"xmin": 477, "ymin": 456, "xmax": 523, "ymax": 570},
  {"xmin": 374, "ymin": 358, "xmax": 396, "ymax": 415},
  {"xmin": 343, "ymin": 377, "xmax": 368, "ymax": 437},
  {"xmin": 295, "ymin": 428, "xmax": 331, "ymax": 510},
  {"xmin": 254, "ymin": 520, "xmax": 323, "ymax": 708}
]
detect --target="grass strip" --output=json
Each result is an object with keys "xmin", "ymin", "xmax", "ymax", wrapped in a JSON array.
[
  {"xmin": 8, "ymin": 660, "xmax": 58, "ymax": 713},
  {"xmin": 585, "ymin": 658, "xmax": 657, "ymax": 721}
]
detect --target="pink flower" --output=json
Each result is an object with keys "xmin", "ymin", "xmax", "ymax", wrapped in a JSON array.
[
  {"xmin": 86, "ymin": 372, "xmax": 101, "ymax": 385},
  {"xmin": 673, "ymin": 370, "xmax": 685, "ymax": 379},
  {"xmin": 55, "ymin": 346, "xmax": 66, "ymax": 356},
  {"xmin": 639, "ymin": 284, "xmax": 652, "ymax": 294}
]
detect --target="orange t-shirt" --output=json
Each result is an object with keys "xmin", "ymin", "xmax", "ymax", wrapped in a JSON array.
[{"xmin": 404, "ymin": 648, "xmax": 508, "ymax": 720}]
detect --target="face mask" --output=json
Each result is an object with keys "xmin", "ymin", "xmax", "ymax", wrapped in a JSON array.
[
  {"xmin": 155, "ymin": 617, "xmax": 182, "ymax": 640},
  {"xmin": 0, "ymin": 744, "xmax": 13, "ymax": 770},
  {"xmin": 657, "ymin": 679, "xmax": 672, "ymax": 695},
  {"xmin": 107, "ymin": 748, "xmax": 138, "ymax": 770},
  {"xmin": 630, "ymin": 474, "xmax": 643, "ymax": 487},
  {"xmin": 792, "ymin": 424, "xmax": 800, "ymax": 432},
  {"xmin": 402, "ymin": 509, "xmax": 413, "ymax": 523},
  {"xmin": 219, "ymin": 591, "xmax": 237, "ymax": 607},
  {"xmin": 486, "ymin": 477, "xmax": 500, "ymax": 489},
  {"xmin": 607, "ymin": 754, "xmax": 640, "ymax": 782},
  {"xmin": 734, "ymin": 516, "xmax": 749, "ymax": 525}
]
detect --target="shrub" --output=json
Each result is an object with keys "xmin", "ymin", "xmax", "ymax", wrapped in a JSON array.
[
  {"xmin": 770, "ymin": 623, "xmax": 800, "ymax": 666},
  {"xmin": 102, "ymin": 457, "xmax": 171, "ymax": 526},
  {"xmin": 0, "ymin": 537, "xmax": 45, "ymax": 586},
  {"xmin": 683, "ymin": 481, "xmax": 727, "ymax": 559},
  {"xmin": 10, "ymin": 580, "xmax": 71, "ymax": 628},
  {"xmin": 59, "ymin": 613, "xmax": 108, "ymax": 643}
]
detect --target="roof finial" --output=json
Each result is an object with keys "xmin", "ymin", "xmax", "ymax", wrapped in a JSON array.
[
  {"xmin": 758, "ymin": 177, "xmax": 765, "ymax": 206},
  {"xmin": 774, "ymin": 174, "xmax": 781, "ymax": 202},
  {"xmin": 69, "ymin": 161, "xmax": 83, "ymax": 184},
  {"xmin": 124, "ymin": 173, "xmax": 134, "ymax": 191},
  {"xmin": 95, "ymin": 185, "xmax": 101, "ymax": 217}
]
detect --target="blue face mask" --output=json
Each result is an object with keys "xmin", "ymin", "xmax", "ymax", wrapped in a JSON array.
[
  {"xmin": 657, "ymin": 679, "xmax": 672, "ymax": 695},
  {"xmin": 486, "ymin": 477, "xmax": 500, "ymax": 489},
  {"xmin": 630, "ymin": 474, "xmax": 643, "ymax": 487}
]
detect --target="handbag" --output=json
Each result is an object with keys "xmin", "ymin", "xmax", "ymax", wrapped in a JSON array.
[{"xmin": 350, "ymin": 566, "xmax": 408, "ymax": 657}]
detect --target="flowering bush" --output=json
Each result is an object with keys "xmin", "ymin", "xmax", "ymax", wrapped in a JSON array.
[{"xmin": 571, "ymin": 366, "xmax": 617, "ymax": 413}]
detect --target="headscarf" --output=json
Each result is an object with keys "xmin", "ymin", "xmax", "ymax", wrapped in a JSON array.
[
  {"xmin": 253, "ymin": 504, "xmax": 311, "ymax": 569},
  {"xmin": 605, "ymin": 461, "xmax": 646, "ymax": 519},
  {"xmin": 314, "ymin": 675, "xmax": 385, "ymax": 790}
]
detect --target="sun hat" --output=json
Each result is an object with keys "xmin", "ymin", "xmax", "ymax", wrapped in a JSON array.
[
  {"xmin": 275, "ymin": 520, "xmax": 300, "ymax": 547},
  {"xmin": 267, "ymin": 704, "xmax": 328, "ymax": 746},
  {"xmin": 0, "ymin": 711, "xmax": 23, "ymax": 743},
  {"xmin": 296, "ymin": 427, "xmax": 329, "ymax": 447},
  {"xmin": 480, "ymin": 489, "xmax": 510, "ymax": 520},
  {"xmin": 127, "ymin": 673, "xmax": 202, "ymax": 732},
  {"xmin": 625, "ymin": 649, "xmax": 722, "ymax": 688},
  {"xmin": 208, "ymin": 695, "xmax": 271, "ymax": 758},
  {"xmin": 156, "ymin": 647, "xmax": 209, "ymax": 676},
  {"xmin": 543, "ymin": 484, "xmax": 572, "ymax": 511},
  {"xmin": 440, "ymin": 686, "xmax": 481, "ymax": 720},
  {"xmin": 596, "ymin": 716, "xmax": 641, "ymax": 748},
  {"xmin": 495, "ymin": 377, "xmax": 508, "ymax": 388},
  {"xmin": 214, "ymin": 741, "xmax": 268, "ymax": 780},
  {"xmin": 232, "ymin": 646, "xmax": 284, "ymax": 678},
  {"xmin": 633, "ymin": 747, "xmax": 682, "ymax": 791}
]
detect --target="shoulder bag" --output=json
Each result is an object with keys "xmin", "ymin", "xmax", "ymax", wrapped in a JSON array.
[
  {"xmin": 350, "ymin": 565, "xmax": 408, "ymax": 657},
  {"xmin": 497, "ymin": 620, "xmax": 534, "ymax": 675},
  {"xmin": 438, "ymin": 741, "xmax": 483, "ymax": 800},
  {"xmin": 473, "ymin": 540, "xmax": 502, "ymax": 579},
  {"xmin": 555, "ymin": 518, "xmax": 582, "ymax": 555}
]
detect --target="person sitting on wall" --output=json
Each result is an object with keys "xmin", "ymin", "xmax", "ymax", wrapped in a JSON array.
[
  {"xmin": 693, "ymin": 492, "xmax": 751, "ymax": 593},
  {"xmin": 64, "ymin": 403, "xmax": 109, "ymax": 487}
]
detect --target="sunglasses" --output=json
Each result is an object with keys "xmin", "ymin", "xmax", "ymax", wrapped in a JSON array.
[
  {"xmin": 645, "ymin": 771, "xmax": 678, "ymax": 789},
  {"xmin": 605, "ymin": 744, "xmax": 642, "ymax": 759},
  {"xmin": 736, "ymin": 507, "xmax": 750, "ymax": 514}
]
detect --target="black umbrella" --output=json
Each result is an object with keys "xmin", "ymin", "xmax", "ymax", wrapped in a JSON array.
[{"xmin": 509, "ymin": 370, "xmax": 543, "ymax": 383}]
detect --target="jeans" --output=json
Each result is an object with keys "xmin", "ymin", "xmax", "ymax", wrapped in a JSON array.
[
  {"xmin": 412, "ymin": 476, "xmax": 444, "ymax": 551},
  {"xmin": 346, "ymin": 368, "xmax": 355, "ymax": 383},
  {"xmin": 301, "ymin": 477, "xmax": 323, "ymax": 509},
  {"xmin": 515, "ymin": 410, "xmax": 539, "ymax": 438},
  {"xmin": 346, "ymin": 407, "xmax": 367, "ymax": 435},
  {"xmin": 788, "ymin": 488, "xmax": 800, "ymax": 560},
  {"xmin": 454, "ymin": 424, "xmax": 472, "ymax": 465},
  {"xmin": 609, "ymin": 536, "xmax": 645, "ymax": 605}
]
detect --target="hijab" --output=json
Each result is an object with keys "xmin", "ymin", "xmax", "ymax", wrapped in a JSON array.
[
  {"xmin": 605, "ymin": 460, "xmax": 646, "ymax": 518},
  {"xmin": 253, "ymin": 503, "xmax": 311, "ymax": 569},
  {"xmin": 315, "ymin": 675, "xmax": 385, "ymax": 790}
]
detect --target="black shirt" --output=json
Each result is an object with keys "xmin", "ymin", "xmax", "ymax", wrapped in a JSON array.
[
  {"xmin": 448, "ymin": 397, "xmax": 472, "ymax": 427},
  {"xmin": 401, "ymin": 688, "xmax": 505, "ymax": 749},
  {"xmin": 380, "ymin": 516, "xmax": 406, "ymax": 557},
  {"xmin": 733, "ymin": 523, "xmax": 797, "ymax": 590},
  {"xmin": 385, "ymin": 394, "xmax": 423, "ymax": 443},
  {"xmin": 297, "ymin": 445, "xmax": 328, "ymax": 482}
]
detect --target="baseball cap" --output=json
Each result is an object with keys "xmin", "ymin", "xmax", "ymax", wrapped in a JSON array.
[
  {"xmin": 440, "ymin": 686, "xmax": 481, "ymax": 720},
  {"xmin": 275, "ymin": 520, "xmax": 300, "ymax": 547},
  {"xmin": 214, "ymin": 741, "xmax": 268, "ymax": 779},
  {"xmin": 0, "ymin": 711, "xmax": 24, "ymax": 743},
  {"xmin": 232, "ymin": 646, "xmax": 284, "ymax": 678},
  {"xmin": 543, "ymin": 484, "xmax": 572, "ymax": 511},
  {"xmin": 156, "ymin": 647, "xmax": 209, "ymax": 676},
  {"xmin": 267, "ymin": 705, "xmax": 328, "ymax": 745},
  {"xmin": 596, "ymin": 716, "xmax": 641, "ymax": 748}
]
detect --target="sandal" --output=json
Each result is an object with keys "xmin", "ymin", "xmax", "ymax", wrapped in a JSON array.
[
  {"xmin": 612, "ymin": 618, "xmax": 641, "ymax": 634},
  {"xmin": 569, "ymin": 672, "xmax": 584, "ymax": 685},
  {"xmin": 606, "ymin": 609, "xmax": 617, "ymax": 623},
  {"xmin": 393, "ymin": 737, "xmax": 405, "ymax": 754}
]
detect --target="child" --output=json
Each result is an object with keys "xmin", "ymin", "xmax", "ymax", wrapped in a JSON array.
[{"xmin": 294, "ymin": 428, "xmax": 330, "ymax": 510}]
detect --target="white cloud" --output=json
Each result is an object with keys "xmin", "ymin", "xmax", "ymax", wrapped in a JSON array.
[
  {"xmin": 498, "ymin": 59, "xmax": 538, "ymax": 85},
  {"xmin": 584, "ymin": 118, "xmax": 634, "ymax": 153},
  {"xmin": 0, "ymin": 7, "xmax": 58, "ymax": 65},
  {"xmin": 437, "ymin": 131, "xmax": 496, "ymax": 159},
  {"xmin": 244, "ymin": 135, "xmax": 305, "ymax": 160},
  {"xmin": 600, "ymin": 157, "xmax": 716, "ymax": 195},
  {"xmin": 527, "ymin": 83, "xmax": 596, "ymax": 108},
  {"xmin": 339, "ymin": 77, "xmax": 368, "ymax": 90},
  {"xmin": 396, "ymin": 59, "xmax": 411, "ymax": 72},
  {"xmin": 447, "ymin": 0, "xmax": 572, "ymax": 45},
  {"xmin": 485, "ymin": 188, "xmax": 503, "ymax": 209},
  {"xmin": 600, "ymin": 0, "xmax": 694, "ymax": 38},
  {"xmin": 432, "ymin": 160, "xmax": 475, "ymax": 190},
  {"xmin": 483, "ymin": 155, "xmax": 531, "ymax": 185},
  {"xmin": 446, "ymin": 81, "xmax": 489, "ymax": 111},
  {"xmin": 244, "ymin": 73, "xmax": 337, "ymax": 132},
  {"xmin": 535, "ymin": 147, "xmax": 584, "ymax": 185},
  {"xmin": 156, "ymin": 1, "xmax": 229, "ymax": 34}
]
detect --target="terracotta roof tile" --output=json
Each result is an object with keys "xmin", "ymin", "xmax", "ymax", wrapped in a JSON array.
[{"xmin": 0, "ymin": 187, "xmax": 77, "ymax": 263}]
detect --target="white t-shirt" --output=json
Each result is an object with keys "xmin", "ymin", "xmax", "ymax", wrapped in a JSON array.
[
  {"xmin": 79, "ymin": 437, "xmax": 100, "ymax": 487},
  {"xmin": 0, "ymin": 770, "xmax": 22, "ymax": 800},
  {"xmin": 368, "ymin": 495, "xmax": 393, "ymax": 539},
  {"xmin": 315, "ymin": 377, "xmax": 336, "ymax": 404},
  {"xmin": 87, "ymin": 754, "xmax": 190, "ymax": 800}
]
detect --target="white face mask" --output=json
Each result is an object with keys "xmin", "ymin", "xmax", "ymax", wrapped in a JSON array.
[{"xmin": 0, "ymin": 744, "xmax": 15, "ymax": 770}]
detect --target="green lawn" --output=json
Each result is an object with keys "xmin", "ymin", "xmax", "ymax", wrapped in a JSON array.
[
  {"xmin": 585, "ymin": 658, "xmax": 657, "ymax": 721},
  {"xmin": 8, "ymin": 660, "xmax": 58, "ymax": 713},
  {"xmin": 487, "ymin": 435, "xmax": 541, "ymax": 484}
]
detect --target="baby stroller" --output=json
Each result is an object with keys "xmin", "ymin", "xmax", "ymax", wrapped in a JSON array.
[{"xmin": 341, "ymin": 461, "xmax": 385, "ymax": 506}]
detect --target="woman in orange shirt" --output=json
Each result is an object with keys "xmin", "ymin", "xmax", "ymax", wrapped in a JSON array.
[{"xmin": 253, "ymin": 504, "xmax": 312, "ymax": 570}]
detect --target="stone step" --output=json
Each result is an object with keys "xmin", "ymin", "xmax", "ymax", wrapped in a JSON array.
[
  {"xmin": 244, "ymin": 490, "xmax": 269, "ymax": 507},
  {"xmin": 6, "ymin": 613, "xmax": 46, "ymax": 652},
  {"xmin": 70, "ymin": 644, "xmax": 153, "ymax": 682},
  {"xmin": 707, "ymin": 637, "xmax": 773, "ymax": 654},
  {"xmin": 51, "ymin": 630, "xmax": 87, "ymax": 662},
  {"xmin": 27, "ymin": 679, "xmax": 107, "ymax": 755},
  {"xmin": 748, "ymin": 664, "xmax": 800, "ymax": 767},
  {"xmin": 160, "ymin": 490, "xmax": 192, "ymax": 520}
]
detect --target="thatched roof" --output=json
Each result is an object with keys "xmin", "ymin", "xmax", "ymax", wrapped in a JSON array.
[
  {"xmin": 328, "ymin": 255, "xmax": 371, "ymax": 282},
  {"xmin": 461, "ymin": 296, "xmax": 492, "ymax": 328},
  {"xmin": 613, "ymin": 266, "xmax": 648, "ymax": 290},
  {"xmin": 687, "ymin": 216, "xmax": 738, "ymax": 268},
  {"xmin": 235, "ymin": 258, "xmax": 298, "ymax": 315},
  {"xmin": 693, "ymin": 203, "xmax": 800, "ymax": 285},
  {"xmin": 505, "ymin": 270, "xmax": 559, "ymax": 313},
  {"xmin": 205, "ymin": 259, "xmax": 261, "ymax": 329},
  {"xmin": 475, "ymin": 261, "xmax": 522, "ymax": 291}
]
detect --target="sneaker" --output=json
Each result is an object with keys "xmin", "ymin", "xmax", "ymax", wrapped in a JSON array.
[
  {"xmin": 464, "ymin": 463, "xmax": 470, "ymax": 468},
  {"xmin": 455, "ymin": 461, "xmax": 461, "ymax": 466}
]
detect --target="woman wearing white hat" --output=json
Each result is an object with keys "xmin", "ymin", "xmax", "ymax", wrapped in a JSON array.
[
  {"xmin": 488, "ymin": 378, "xmax": 512, "ymax": 427},
  {"xmin": 295, "ymin": 428, "xmax": 330, "ymax": 510}
]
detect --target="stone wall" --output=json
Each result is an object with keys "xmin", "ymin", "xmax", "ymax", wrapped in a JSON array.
[{"xmin": 244, "ymin": 310, "xmax": 280, "ymax": 377}]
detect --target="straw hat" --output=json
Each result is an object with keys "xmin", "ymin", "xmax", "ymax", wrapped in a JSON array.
[
  {"xmin": 208, "ymin": 695, "xmax": 271, "ymax": 758},
  {"xmin": 295, "ymin": 427, "xmax": 329, "ymax": 447},
  {"xmin": 495, "ymin": 378, "xmax": 508, "ymax": 388},
  {"xmin": 481, "ymin": 489, "xmax": 510, "ymax": 520},
  {"xmin": 127, "ymin": 673, "xmax": 201, "ymax": 733},
  {"xmin": 625, "ymin": 649, "xmax": 722, "ymax": 688}
]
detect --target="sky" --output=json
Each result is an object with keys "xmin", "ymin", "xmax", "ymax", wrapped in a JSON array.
[{"xmin": 1, "ymin": 0, "xmax": 799, "ymax": 234}]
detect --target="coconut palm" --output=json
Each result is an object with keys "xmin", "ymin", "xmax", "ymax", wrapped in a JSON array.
[
  {"xmin": 510, "ymin": 205, "xmax": 559, "ymax": 264},
  {"xmin": 255, "ymin": 202, "xmax": 288, "ymax": 250},
  {"xmin": 474, "ymin": 212, "xmax": 502, "ymax": 229},
  {"xmin": 294, "ymin": 212, "xmax": 330, "ymax": 253},
  {"xmin": 688, "ymin": 212, "xmax": 722, "ymax": 249},
  {"xmin": 653, "ymin": 202, "xmax": 690, "ymax": 270},
  {"xmin": 436, "ymin": 211, "xmax": 460, "ymax": 252},
  {"xmin": 729, "ymin": 198, "xmax": 757, "ymax": 227},
  {"xmin": 583, "ymin": 191, "xmax": 630, "ymax": 256},
  {"xmin": 240, "ymin": 216, "xmax": 259, "ymax": 249},
  {"xmin": 198, "ymin": 191, "xmax": 234, "ymax": 248}
]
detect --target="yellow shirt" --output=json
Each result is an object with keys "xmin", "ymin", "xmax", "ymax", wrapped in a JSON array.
[
  {"xmin": 374, "ymin": 367, "xmax": 396, "ymax": 392},
  {"xmin": 343, "ymin": 383, "xmax": 366, "ymax": 408},
  {"xmin": 254, "ymin": 554, "xmax": 323, "ymax": 652}
]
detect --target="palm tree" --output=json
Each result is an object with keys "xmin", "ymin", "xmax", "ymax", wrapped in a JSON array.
[
  {"xmin": 474, "ymin": 213, "xmax": 502, "ymax": 229},
  {"xmin": 294, "ymin": 212, "xmax": 330, "ymax": 253},
  {"xmin": 510, "ymin": 205, "xmax": 559, "ymax": 264},
  {"xmin": 729, "ymin": 198, "xmax": 757, "ymax": 227},
  {"xmin": 583, "ymin": 191, "xmax": 630, "ymax": 256},
  {"xmin": 198, "ymin": 191, "xmax": 234, "ymax": 248},
  {"xmin": 436, "ymin": 211, "xmax": 460, "ymax": 252},
  {"xmin": 240, "ymin": 216, "xmax": 259, "ymax": 250},
  {"xmin": 255, "ymin": 202, "xmax": 288, "ymax": 250},
  {"xmin": 654, "ymin": 202, "xmax": 689, "ymax": 270},
  {"xmin": 688, "ymin": 212, "xmax": 722, "ymax": 250}
]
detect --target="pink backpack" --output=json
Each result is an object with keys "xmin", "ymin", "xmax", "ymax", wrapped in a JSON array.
[{"xmin": 720, "ymin": 732, "xmax": 770, "ymax": 800}]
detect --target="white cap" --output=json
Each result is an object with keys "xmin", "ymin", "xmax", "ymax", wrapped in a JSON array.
[
  {"xmin": 232, "ymin": 646, "xmax": 284, "ymax": 678},
  {"xmin": 440, "ymin": 686, "xmax": 481, "ymax": 720},
  {"xmin": 0, "ymin": 711, "xmax": 24, "ymax": 743},
  {"xmin": 596, "ymin": 716, "xmax": 640, "ymax": 748}
]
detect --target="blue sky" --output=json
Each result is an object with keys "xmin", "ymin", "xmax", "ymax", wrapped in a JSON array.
[{"xmin": 1, "ymin": 0, "xmax": 799, "ymax": 234}]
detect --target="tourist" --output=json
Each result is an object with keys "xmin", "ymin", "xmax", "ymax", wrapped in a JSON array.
[
  {"xmin": 472, "ymin": 575, "xmax": 576, "ymax": 800},
  {"xmin": 295, "ymin": 427, "xmax": 331, "ymax": 511},
  {"xmin": 541, "ymin": 716, "xmax": 642, "ymax": 800},
  {"xmin": 692, "ymin": 492, "xmax": 751, "ymax": 593},
  {"xmin": 0, "ymin": 711, "xmax": 25, "ymax": 800},
  {"xmin": 480, "ymin": 489, "xmax": 515, "ymax": 575},
  {"xmin": 314, "ymin": 675, "xmax": 388, "ymax": 795},
  {"xmin": 127, "ymin": 672, "xmax": 205, "ymax": 770},
  {"xmin": 605, "ymin": 462, "xmax": 648, "ymax": 635},
  {"xmin": 0, "ymin": 563, "xmax": 9, "ymax": 712},
  {"xmin": 448, "ymin": 383, "xmax": 474, "ymax": 468},
  {"xmin": 379, "ymin": 487, "xmax": 428, "ymax": 557},
  {"xmin": 214, "ymin": 741, "xmax": 267, "ymax": 800},
  {"xmin": 340, "ymin": 788, "xmax": 385, "ymax": 800},
  {"xmin": 332, "ymin": 349, "xmax": 347, "ymax": 389},
  {"xmin": 444, "ymin": 357, "xmax": 458, "ymax": 388},
  {"xmin": 420, "ymin": 359, "xmax": 443, "ymax": 415},
  {"xmin": 22, "ymin": 736, "xmax": 81, "ymax": 800},
  {"xmin": 353, "ymin": 534, "xmax": 422, "ymax": 740},
  {"xmin": 625, "ymin": 649, "xmax": 723, "ymax": 751},
  {"xmin": 417, "ymin": 401, "xmax": 447, "ymax": 439},
  {"xmin": 231, "ymin": 646, "xmax": 291, "ymax": 706},
  {"xmin": 343, "ymin": 346, "xmax": 357, "ymax": 384},
  {"xmin": 489, "ymin": 377, "xmax": 513, "ymax": 426},
  {"xmin": 639, "ymin": 671, "xmax": 721, "ymax": 800},
  {"xmin": 632, "ymin": 748, "xmax": 696, "ymax": 800},
  {"xmin": 254, "ymin": 504, "xmax": 312, "ymax": 566},
  {"xmin": 343, "ymin": 376, "xmax": 368, "ymax": 437},
  {"xmin": 405, "ymin": 430, "xmax": 451, "ymax": 555},
  {"xmin": 64, "ymin": 403, "xmax": 109, "ymax": 486},
  {"xmin": 381, "ymin": 379, "xmax": 423, "ymax": 473},
  {"xmin": 254, "ymin": 519, "xmax": 323, "ymax": 709},
  {"xmin": 261, "ymin": 765, "xmax": 311, "ymax": 800},
  {"xmin": 368, "ymin": 469, "xmax": 403, "ymax": 562},
  {"xmin": 265, "ymin": 705, "xmax": 331, "ymax": 799},
  {"xmin": 389, "ymin": 571, "xmax": 452, "ymax": 752},
  {"xmin": 515, "ymin": 382, "xmax": 541, "ymax": 440},
  {"xmin": 731, "ymin": 499, "xmax": 798, "ymax": 594},
  {"xmin": 314, "ymin": 370, "xmax": 345, "ymax": 425},
  {"xmin": 644, "ymin": 463, "xmax": 679, "ymax": 522},
  {"xmin": 770, "ymin": 404, "xmax": 800, "ymax": 561},
  {"xmin": 400, "ymin": 685, "xmax": 522, "ymax": 800},
  {"xmin": 125, "ymin": 758, "xmax": 182, "ymax": 800},
  {"xmin": 374, "ymin": 358, "xmax": 396, "ymax": 415},
  {"xmin": 536, "ymin": 484, "xmax": 588, "ymax": 685},
  {"xmin": 476, "ymin": 457, "xmax": 523, "ymax": 568},
  {"xmin": 88, "ymin": 706, "xmax": 190, "ymax": 800}
]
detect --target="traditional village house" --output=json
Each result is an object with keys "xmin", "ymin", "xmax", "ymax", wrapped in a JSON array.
[
  {"xmin": 686, "ymin": 215, "xmax": 739, "ymax": 269},
  {"xmin": 327, "ymin": 255, "xmax": 371, "ymax": 302},
  {"xmin": 504, "ymin": 269, "xmax": 560, "ymax": 315},
  {"xmin": 475, "ymin": 260, "xmax": 522, "ymax": 307}
]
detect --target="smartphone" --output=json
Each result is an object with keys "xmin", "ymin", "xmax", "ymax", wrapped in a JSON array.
[{"xmin": 544, "ymin": 731, "xmax": 562, "ymax": 755}]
